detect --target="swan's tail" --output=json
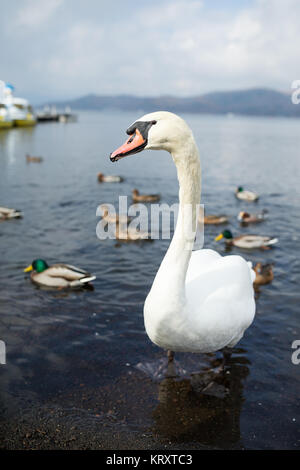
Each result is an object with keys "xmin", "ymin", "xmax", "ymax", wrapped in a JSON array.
[{"xmin": 247, "ymin": 261, "xmax": 256, "ymax": 283}]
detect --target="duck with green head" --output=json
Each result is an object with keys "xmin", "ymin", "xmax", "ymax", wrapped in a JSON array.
[
  {"xmin": 235, "ymin": 186, "xmax": 259, "ymax": 202},
  {"xmin": 24, "ymin": 259, "xmax": 96, "ymax": 288},
  {"xmin": 215, "ymin": 230, "xmax": 278, "ymax": 249}
]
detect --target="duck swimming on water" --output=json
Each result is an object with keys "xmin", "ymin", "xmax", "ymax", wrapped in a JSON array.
[
  {"xmin": 215, "ymin": 229, "xmax": 278, "ymax": 250},
  {"xmin": 132, "ymin": 189, "xmax": 160, "ymax": 203},
  {"xmin": 24, "ymin": 259, "xmax": 96, "ymax": 289},
  {"xmin": 26, "ymin": 154, "xmax": 43, "ymax": 163},
  {"xmin": 238, "ymin": 210, "xmax": 267, "ymax": 224},
  {"xmin": 235, "ymin": 187, "xmax": 259, "ymax": 202},
  {"xmin": 253, "ymin": 262, "xmax": 274, "ymax": 286},
  {"xmin": 0, "ymin": 207, "xmax": 23, "ymax": 219},
  {"xmin": 203, "ymin": 214, "xmax": 228, "ymax": 225},
  {"xmin": 97, "ymin": 172, "xmax": 123, "ymax": 183}
]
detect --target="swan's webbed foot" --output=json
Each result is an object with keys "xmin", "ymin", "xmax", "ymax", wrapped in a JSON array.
[{"xmin": 135, "ymin": 351, "xmax": 188, "ymax": 380}]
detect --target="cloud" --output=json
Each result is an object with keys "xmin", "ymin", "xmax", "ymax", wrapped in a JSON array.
[
  {"xmin": 14, "ymin": 0, "xmax": 63, "ymax": 28},
  {"xmin": 0, "ymin": 0, "xmax": 299, "ymax": 102}
]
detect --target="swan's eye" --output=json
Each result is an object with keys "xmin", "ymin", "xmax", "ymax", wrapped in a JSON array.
[
  {"xmin": 126, "ymin": 119, "xmax": 157, "ymax": 138},
  {"xmin": 126, "ymin": 125, "xmax": 136, "ymax": 136}
]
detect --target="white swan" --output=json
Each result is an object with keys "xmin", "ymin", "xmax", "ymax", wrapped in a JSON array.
[{"xmin": 110, "ymin": 111, "xmax": 256, "ymax": 365}]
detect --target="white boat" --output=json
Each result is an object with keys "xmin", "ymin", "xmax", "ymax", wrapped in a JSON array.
[
  {"xmin": 9, "ymin": 97, "xmax": 36, "ymax": 127},
  {"xmin": 0, "ymin": 81, "xmax": 13, "ymax": 129},
  {"xmin": 0, "ymin": 102, "xmax": 13, "ymax": 129},
  {"xmin": 1, "ymin": 82, "xmax": 36, "ymax": 127}
]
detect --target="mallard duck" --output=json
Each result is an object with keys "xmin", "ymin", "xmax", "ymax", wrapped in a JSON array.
[
  {"xmin": 215, "ymin": 230, "xmax": 278, "ymax": 249},
  {"xmin": 24, "ymin": 259, "xmax": 96, "ymax": 288},
  {"xmin": 132, "ymin": 189, "xmax": 160, "ymax": 203},
  {"xmin": 26, "ymin": 154, "xmax": 43, "ymax": 163},
  {"xmin": 203, "ymin": 215, "xmax": 228, "ymax": 225},
  {"xmin": 238, "ymin": 210, "xmax": 267, "ymax": 224},
  {"xmin": 100, "ymin": 204, "xmax": 131, "ymax": 224},
  {"xmin": 115, "ymin": 224, "xmax": 151, "ymax": 242},
  {"xmin": 0, "ymin": 207, "xmax": 23, "ymax": 219},
  {"xmin": 235, "ymin": 187, "xmax": 259, "ymax": 201},
  {"xmin": 253, "ymin": 262, "xmax": 274, "ymax": 285},
  {"xmin": 97, "ymin": 172, "xmax": 123, "ymax": 183},
  {"xmin": 99, "ymin": 205, "xmax": 150, "ymax": 241},
  {"xmin": 109, "ymin": 111, "xmax": 256, "ymax": 372}
]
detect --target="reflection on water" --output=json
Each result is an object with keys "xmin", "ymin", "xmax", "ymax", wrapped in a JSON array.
[
  {"xmin": 0, "ymin": 111, "xmax": 299, "ymax": 449},
  {"xmin": 153, "ymin": 360, "xmax": 249, "ymax": 448},
  {"xmin": 134, "ymin": 349, "xmax": 250, "ymax": 448},
  {"xmin": 0, "ymin": 127, "xmax": 36, "ymax": 166}
]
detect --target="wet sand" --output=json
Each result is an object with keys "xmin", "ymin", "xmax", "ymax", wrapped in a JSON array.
[
  {"xmin": 1, "ymin": 409, "xmax": 212, "ymax": 451},
  {"xmin": 1, "ymin": 354, "xmax": 248, "ymax": 450},
  {"xmin": 1, "ymin": 370, "xmax": 219, "ymax": 450}
]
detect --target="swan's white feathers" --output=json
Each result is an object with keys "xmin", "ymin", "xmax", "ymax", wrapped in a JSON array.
[
  {"xmin": 145, "ymin": 250, "xmax": 255, "ymax": 353},
  {"xmin": 185, "ymin": 249, "xmax": 221, "ymax": 283},
  {"xmin": 123, "ymin": 111, "xmax": 256, "ymax": 355},
  {"xmin": 186, "ymin": 251, "xmax": 254, "ymax": 304}
]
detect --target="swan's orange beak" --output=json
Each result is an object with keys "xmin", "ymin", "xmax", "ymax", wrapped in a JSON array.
[{"xmin": 110, "ymin": 129, "xmax": 146, "ymax": 162}]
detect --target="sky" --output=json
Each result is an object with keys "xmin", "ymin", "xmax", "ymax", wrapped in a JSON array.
[{"xmin": 0, "ymin": 0, "xmax": 298, "ymax": 103}]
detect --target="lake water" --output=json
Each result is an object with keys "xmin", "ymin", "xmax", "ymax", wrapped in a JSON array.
[{"xmin": 0, "ymin": 110, "xmax": 299, "ymax": 449}]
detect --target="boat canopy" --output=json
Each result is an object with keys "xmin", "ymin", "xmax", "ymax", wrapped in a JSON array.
[{"xmin": 12, "ymin": 97, "xmax": 30, "ymax": 106}]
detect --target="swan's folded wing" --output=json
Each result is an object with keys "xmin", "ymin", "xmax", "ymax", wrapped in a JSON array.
[
  {"xmin": 186, "ymin": 249, "xmax": 221, "ymax": 283},
  {"xmin": 185, "ymin": 253, "xmax": 255, "ymax": 349},
  {"xmin": 186, "ymin": 253, "xmax": 254, "ymax": 305},
  {"xmin": 193, "ymin": 282, "xmax": 256, "ymax": 349}
]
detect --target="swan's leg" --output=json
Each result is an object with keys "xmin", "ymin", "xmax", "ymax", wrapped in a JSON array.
[
  {"xmin": 210, "ymin": 347, "xmax": 233, "ymax": 374},
  {"xmin": 166, "ymin": 350, "xmax": 176, "ymax": 377},
  {"xmin": 167, "ymin": 350, "xmax": 174, "ymax": 363},
  {"xmin": 221, "ymin": 347, "xmax": 233, "ymax": 370}
]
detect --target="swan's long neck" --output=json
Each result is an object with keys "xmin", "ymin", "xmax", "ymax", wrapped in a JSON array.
[{"xmin": 150, "ymin": 135, "xmax": 201, "ymax": 302}]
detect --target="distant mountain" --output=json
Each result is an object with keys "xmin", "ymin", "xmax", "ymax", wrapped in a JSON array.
[{"xmin": 44, "ymin": 88, "xmax": 300, "ymax": 118}]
